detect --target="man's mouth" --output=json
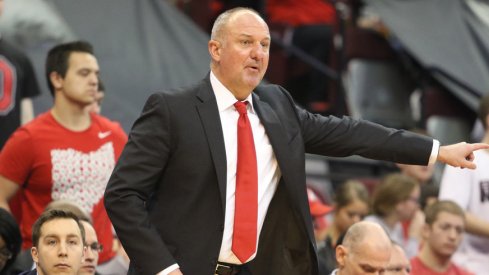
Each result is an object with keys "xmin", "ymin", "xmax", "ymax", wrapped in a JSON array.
[
  {"xmin": 81, "ymin": 265, "xmax": 96, "ymax": 272},
  {"xmin": 54, "ymin": 263, "xmax": 71, "ymax": 269},
  {"xmin": 246, "ymin": 65, "xmax": 259, "ymax": 72}
]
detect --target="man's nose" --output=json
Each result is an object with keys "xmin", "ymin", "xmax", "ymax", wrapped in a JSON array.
[
  {"xmin": 58, "ymin": 243, "xmax": 68, "ymax": 257},
  {"xmin": 89, "ymin": 74, "xmax": 98, "ymax": 86},
  {"xmin": 85, "ymin": 247, "xmax": 96, "ymax": 261},
  {"xmin": 250, "ymin": 43, "xmax": 266, "ymax": 59},
  {"xmin": 448, "ymin": 228, "xmax": 459, "ymax": 239}
]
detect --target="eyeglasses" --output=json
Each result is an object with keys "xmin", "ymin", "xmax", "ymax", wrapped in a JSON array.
[
  {"xmin": 0, "ymin": 248, "xmax": 12, "ymax": 261},
  {"xmin": 85, "ymin": 242, "xmax": 103, "ymax": 253}
]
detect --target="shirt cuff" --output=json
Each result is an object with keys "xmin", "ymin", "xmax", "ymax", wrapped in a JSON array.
[
  {"xmin": 429, "ymin": 139, "xmax": 440, "ymax": 165},
  {"xmin": 156, "ymin": 264, "xmax": 179, "ymax": 275}
]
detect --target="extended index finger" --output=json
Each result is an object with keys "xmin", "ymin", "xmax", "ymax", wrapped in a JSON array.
[{"xmin": 470, "ymin": 143, "xmax": 489, "ymax": 151}]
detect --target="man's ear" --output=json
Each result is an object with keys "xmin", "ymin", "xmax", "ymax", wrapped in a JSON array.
[
  {"xmin": 49, "ymin": 71, "xmax": 63, "ymax": 91},
  {"xmin": 208, "ymin": 39, "xmax": 222, "ymax": 62},
  {"xmin": 336, "ymin": 245, "xmax": 348, "ymax": 267},
  {"xmin": 31, "ymin": 247, "xmax": 39, "ymax": 264}
]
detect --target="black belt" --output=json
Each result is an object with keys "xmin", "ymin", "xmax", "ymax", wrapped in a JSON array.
[{"xmin": 215, "ymin": 261, "xmax": 243, "ymax": 275}]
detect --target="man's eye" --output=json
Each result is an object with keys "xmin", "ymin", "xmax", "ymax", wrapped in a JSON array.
[{"xmin": 47, "ymin": 240, "xmax": 57, "ymax": 246}]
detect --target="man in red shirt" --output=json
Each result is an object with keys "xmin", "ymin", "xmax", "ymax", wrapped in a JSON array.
[
  {"xmin": 410, "ymin": 200, "xmax": 473, "ymax": 275},
  {"xmin": 0, "ymin": 41, "xmax": 127, "ymax": 273}
]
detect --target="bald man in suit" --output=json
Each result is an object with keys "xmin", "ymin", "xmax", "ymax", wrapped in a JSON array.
[{"xmin": 104, "ymin": 7, "xmax": 488, "ymax": 275}]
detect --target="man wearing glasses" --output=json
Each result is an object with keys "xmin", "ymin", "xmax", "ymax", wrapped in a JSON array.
[{"xmin": 79, "ymin": 220, "xmax": 102, "ymax": 275}]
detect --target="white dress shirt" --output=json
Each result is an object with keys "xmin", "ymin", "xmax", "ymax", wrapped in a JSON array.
[{"xmin": 211, "ymin": 72, "xmax": 281, "ymax": 264}]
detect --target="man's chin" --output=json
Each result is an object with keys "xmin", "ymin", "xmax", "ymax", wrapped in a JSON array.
[{"xmin": 78, "ymin": 266, "xmax": 96, "ymax": 275}]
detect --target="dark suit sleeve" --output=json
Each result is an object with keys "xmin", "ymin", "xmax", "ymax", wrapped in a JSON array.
[
  {"xmin": 262, "ymin": 85, "xmax": 433, "ymax": 165},
  {"xmin": 297, "ymin": 106, "xmax": 433, "ymax": 165},
  {"xmin": 104, "ymin": 93, "xmax": 175, "ymax": 274}
]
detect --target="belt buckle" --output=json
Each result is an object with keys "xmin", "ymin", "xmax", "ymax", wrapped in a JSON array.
[{"xmin": 215, "ymin": 263, "xmax": 233, "ymax": 275}]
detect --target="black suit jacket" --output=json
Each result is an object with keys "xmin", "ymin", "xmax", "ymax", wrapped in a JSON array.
[
  {"xmin": 104, "ymin": 75, "xmax": 432, "ymax": 275},
  {"xmin": 17, "ymin": 268, "xmax": 36, "ymax": 275}
]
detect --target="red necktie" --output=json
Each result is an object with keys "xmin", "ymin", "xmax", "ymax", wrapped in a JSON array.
[{"xmin": 232, "ymin": 101, "xmax": 258, "ymax": 263}]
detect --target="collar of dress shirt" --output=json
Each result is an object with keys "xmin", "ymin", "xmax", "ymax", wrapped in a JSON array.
[{"xmin": 210, "ymin": 71, "xmax": 255, "ymax": 114}]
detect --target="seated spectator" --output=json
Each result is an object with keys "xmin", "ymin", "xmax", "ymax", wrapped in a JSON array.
[
  {"xmin": 386, "ymin": 242, "xmax": 410, "ymax": 275},
  {"xmin": 39, "ymin": 200, "xmax": 103, "ymax": 275},
  {"xmin": 0, "ymin": 208, "xmax": 22, "ymax": 275},
  {"xmin": 332, "ymin": 221, "xmax": 392, "ymax": 275},
  {"xmin": 410, "ymin": 200, "xmax": 473, "ymax": 275},
  {"xmin": 365, "ymin": 173, "xmax": 422, "ymax": 258},
  {"xmin": 12, "ymin": 200, "xmax": 92, "ymax": 274},
  {"xmin": 79, "ymin": 220, "xmax": 101, "ymax": 275},
  {"xmin": 21, "ymin": 209, "xmax": 85, "ymax": 275},
  {"xmin": 44, "ymin": 200, "xmax": 129, "ymax": 275},
  {"xmin": 438, "ymin": 94, "xmax": 489, "ymax": 275},
  {"xmin": 317, "ymin": 180, "xmax": 369, "ymax": 274}
]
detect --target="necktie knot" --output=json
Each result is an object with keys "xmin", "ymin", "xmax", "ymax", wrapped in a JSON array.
[{"xmin": 234, "ymin": 101, "xmax": 248, "ymax": 115}]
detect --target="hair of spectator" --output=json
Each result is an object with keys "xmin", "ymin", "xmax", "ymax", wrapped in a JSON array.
[
  {"xmin": 32, "ymin": 209, "xmax": 86, "ymax": 248},
  {"xmin": 372, "ymin": 173, "xmax": 418, "ymax": 216},
  {"xmin": 44, "ymin": 199, "xmax": 92, "ymax": 224},
  {"xmin": 424, "ymin": 200, "xmax": 465, "ymax": 226},
  {"xmin": 45, "ymin": 40, "xmax": 94, "ymax": 97},
  {"xmin": 334, "ymin": 180, "xmax": 369, "ymax": 209},
  {"xmin": 0, "ymin": 208, "xmax": 22, "ymax": 272}
]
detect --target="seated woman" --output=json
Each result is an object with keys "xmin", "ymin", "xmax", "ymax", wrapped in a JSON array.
[
  {"xmin": 316, "ymin": 180, "xmax": 370, "ymax": 274},
  {"xmin": 365, "ymin": 173, "xmax": 422, "ymax": 258}
]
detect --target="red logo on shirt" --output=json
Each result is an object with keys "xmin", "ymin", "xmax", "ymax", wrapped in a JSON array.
[{"xmin": 0, "ymin": 56, "xmax": 17, "ymax": 115}]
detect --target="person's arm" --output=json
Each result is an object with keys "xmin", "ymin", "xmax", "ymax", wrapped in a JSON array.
[
  {"xmin": 437, "ymin": 142, "xmax": 489, "ymax": 169},
  {"xmin": 0, "ymin": 175, "xmax": 20, "ymax": 211},
  {"xmin": 465, "ymin": 212, "xmax": 489, "ymax": 238},
  {"xmin": 104, "ymin": 93, "xmax": 177, "ymax": 274},
  {"xmin": 20, "ymin": 98, "xmax": 35, "ymax": 125}
]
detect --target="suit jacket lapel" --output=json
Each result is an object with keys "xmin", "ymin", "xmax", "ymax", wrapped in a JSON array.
[
  {"xmin": 252, "ymin": 94, "xmax": 295, "ymax": 194},
  {"xmin": 253, "ymin": 93, "xmax": 314, "ymax": 243},
  {"xmin": 195, "ymin": 78, "xmax": 227, "ymax": 212}
]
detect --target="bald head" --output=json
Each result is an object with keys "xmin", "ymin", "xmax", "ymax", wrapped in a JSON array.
[
  {"xmin": 385, "ymin": 243, "xmax": 410, "ymax": 275},
  {"xmin": 336, "ymin": 221, "xmax": 392, "ymax": 275},
  {"xmin": 211, "ymin": 7, "xmax": 267, "ymax": 42},
  {"xmin": 343, "ymin": 221, "xmax": 391, "ymax": 252}
]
